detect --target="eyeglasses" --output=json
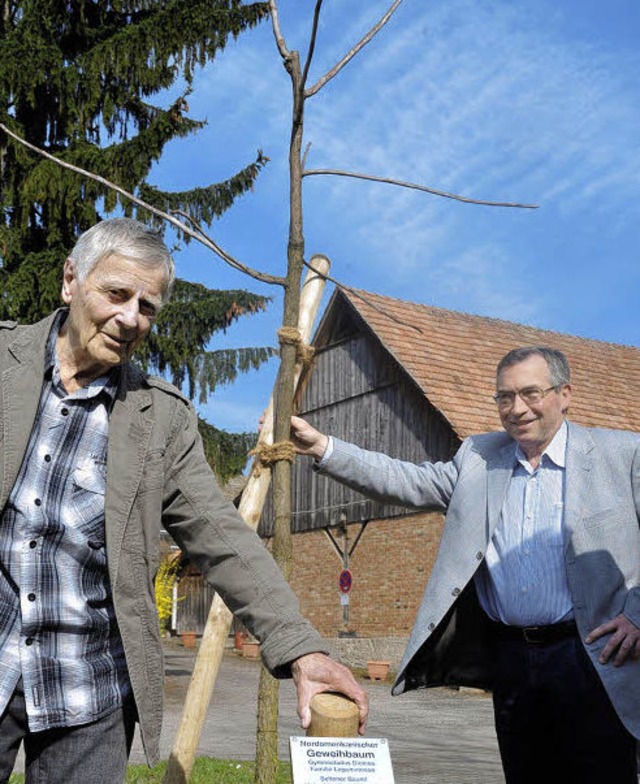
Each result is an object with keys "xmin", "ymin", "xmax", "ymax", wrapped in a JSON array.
[{"xmin": 492, "ymin": 385, "xmax": 559, "ymax": 409}]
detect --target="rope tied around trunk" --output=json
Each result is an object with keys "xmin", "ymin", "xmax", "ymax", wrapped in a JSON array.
[
  {"xmin": 249, "ymin": 441, "xmax": 296, "ymax": 475},
  {"xmin": 277, "ymin": 326, "xmax": 315, "ymax": 366}
]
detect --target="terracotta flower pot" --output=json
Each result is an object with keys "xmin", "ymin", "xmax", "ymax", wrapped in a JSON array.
[
  {"xmin": 242, "ymin": 640, "xmax": 261, "ymax": 659},
  {"xmin": 234, "ymin": 630, "xmax": 247, "ymax": 651},
  {"xmin": 181, "ymin": 631, "xmax": 197, "ymax": 649},
  {"xmin": 367, "ymin": 660, "xmax": 391, "ymax": 681}
]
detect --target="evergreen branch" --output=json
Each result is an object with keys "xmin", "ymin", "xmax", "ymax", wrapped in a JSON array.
[
  {"xmin": 305, "ymin": 0, "xmax": 404, "ymax": 97},
  {"xmin": 74, "ymin": 1, "xmax": 270, "ymax": 107},
  {"xmin": 72, "ymin": 96, "xmax": 203, "ymax": 182},
  {"xmin": 17, "ymin": 97, "xmax": 203, "ymax": 222},
  {"xmin": 163, "ymin": 279, "xmax": 272, "ymax": 310},
  {"xmin": 135, "ymin": 281, "xmax": 276, "ymax": 398},
  {"xmin": 197, "ymin": 417, "xmax": 258, "ymax": 483},
  {"xmin": 2, "ymin": 2, "xmax": 269, "ymax": 145},
  {"xmin": 0, "ymin": 122, "xmax": 286, "ymax": 286},
  {"xmin": 100, "ymin": 94, "xmax": 204, "ymax": 149},
  {"xmin": 191, "ymin": 346, "xmax": 279, "ymax": 403},
  {"xmin": 301, "ymin": 0, "xmax": 324, "ymax": 88},
  {"xmin": 144, "ymin": 343, "xmax": 277, "ymax": 404},
  {"xmin": 138, "ymin": 150, "xmax": 268, "ymax": 231},
  {"xmin": 153, "ymin": 282, "xmax": 272, "ymax": 345},
  {"xmin": 302, "ymin": 168, "xmax": 539, "ymax": 209}
]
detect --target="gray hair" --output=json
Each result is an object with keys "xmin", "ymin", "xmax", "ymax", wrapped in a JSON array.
[
  {"xmin": 496, "ymin": 346, "xmax": 570, "ymax": 387},
  {"xmin": 68, "ymin": 218, "xmax": 175, "ymax": 300}
]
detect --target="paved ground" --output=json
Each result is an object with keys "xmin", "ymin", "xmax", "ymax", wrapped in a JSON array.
[
  {"xmin": 12, "ymin": 640, "xmax": 640, "ymax": 781},
  {"xmin": 13, "ymin": 639, "xmax": 505, "ymax": 782},
  {"xmin": 141, "ymin": 640, "xmax": 505, "ymax": 783}
]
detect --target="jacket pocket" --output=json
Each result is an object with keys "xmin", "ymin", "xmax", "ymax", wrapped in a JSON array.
[
  {"xmin": 71, "ymin": 457, "xmax": 107, "ymax": 544},
  {"xmin": 582, "ymin": 504, "xmax": 626, "ymax": 529},
  {"xmin": 138, "ymin": 449, "xmax": 165, "ymax": 493}
]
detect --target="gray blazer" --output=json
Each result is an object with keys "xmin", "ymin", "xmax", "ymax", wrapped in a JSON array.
[
  {"xmin": 319, "ymin": 424, "xmax": 640, "ymax": 739},
  {"xmin": 0, "ymin": 312, "xmax": 324, "ymax": 764}
]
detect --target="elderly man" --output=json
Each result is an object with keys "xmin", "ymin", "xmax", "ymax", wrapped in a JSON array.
[
  {"xmin": 291, "ymin": 346, "xmax": 640, "ymax": 784},
  {"xmin": 0, "ymin": 218, "xmax": 367, "ymax": 783}
]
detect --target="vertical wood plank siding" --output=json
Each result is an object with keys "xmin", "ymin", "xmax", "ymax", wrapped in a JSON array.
[
  {"xmin": 176, "ymin": 575, "xmax": 216, "ymax": 635},
  {"xmin": 260, "ymin": 333, "xmax": 460, "ymax": 535}
]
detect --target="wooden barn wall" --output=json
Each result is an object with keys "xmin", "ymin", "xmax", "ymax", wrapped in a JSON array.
[
  {"xmin": 176, "ymin": 575, "xmax": 216, "ymax": 635},
  {"xmin": 260, "ymin": 333, "xmax": 460, "ymax": 536}
]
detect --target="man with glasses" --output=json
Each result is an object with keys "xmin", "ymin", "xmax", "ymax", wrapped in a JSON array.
[{"xmin": 290, "ymin": 346, "xmax": 640, "ymax": 783}]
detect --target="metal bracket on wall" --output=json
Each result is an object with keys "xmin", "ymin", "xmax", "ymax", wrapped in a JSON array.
[{"xmin": 323, "ymin": 521, "xmax": 369, "ymax": 565}]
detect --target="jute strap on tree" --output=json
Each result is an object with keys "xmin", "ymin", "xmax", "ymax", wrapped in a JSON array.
[
  {"xmin": 307, "ymin": 693, "xmax": 360, "ymax": 737},
  {"xmin": 249, "ymin": 440, "xmax": 296, "ymax": 471},
  {"xmin": 277, "ymin": 325, "xmax": 316, "ymax": 367}
]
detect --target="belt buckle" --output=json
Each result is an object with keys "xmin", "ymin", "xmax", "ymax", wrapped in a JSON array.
[{"xmin": 522, "ymin": 626, "xmax": 543, "ymax": 644}]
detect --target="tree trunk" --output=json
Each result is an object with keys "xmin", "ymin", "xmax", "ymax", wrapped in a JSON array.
[
  {"xmin": 254, "ymin": 48, "xmax": 307, "ymax": 784},
  {"xmin": 254, "ymin": 666, "xmax": 279, "ymax": 784}
]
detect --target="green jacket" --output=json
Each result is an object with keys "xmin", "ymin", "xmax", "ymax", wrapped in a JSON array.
[{"xmin": 0, "ymin": 311, "xmax": 324, "ymax": 764}]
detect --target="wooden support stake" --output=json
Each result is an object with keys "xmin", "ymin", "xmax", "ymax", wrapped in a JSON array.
[{"xmin": 163, "ymin": 255, "xmax": 331, "ymax": 784}]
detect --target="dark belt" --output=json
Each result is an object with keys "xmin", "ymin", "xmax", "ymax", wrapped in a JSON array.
[{"xmin": 491, "ymin": 619, "xmax": 577, "ymax": 644}]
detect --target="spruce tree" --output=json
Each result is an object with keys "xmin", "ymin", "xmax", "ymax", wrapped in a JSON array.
[{"xmin": 0, "ymin": 0, "xmax": 274, "ymax": 480}]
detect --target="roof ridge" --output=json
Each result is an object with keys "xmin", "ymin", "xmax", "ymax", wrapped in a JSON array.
[
  {"xmin": 329, "ymin": 287, "xmax": 640, "ymax": 438},
  {"xmin": 344, "ymin": 287, "xmax": 639, "ymax": 353}
]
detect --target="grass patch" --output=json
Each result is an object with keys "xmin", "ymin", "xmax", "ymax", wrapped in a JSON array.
[{"xmin": 10, "ymin": 758, "xmax": 292, "ymax": 784}]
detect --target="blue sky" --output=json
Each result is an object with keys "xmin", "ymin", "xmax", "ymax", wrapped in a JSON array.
[{"xmin": 150, "ymin": 0, "xmax": 640, "ymax": 434}]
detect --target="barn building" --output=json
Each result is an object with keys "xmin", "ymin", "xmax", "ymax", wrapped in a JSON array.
[{"xmin": 258, "ymin": 287, "xmax": 640, "ymax": 665}]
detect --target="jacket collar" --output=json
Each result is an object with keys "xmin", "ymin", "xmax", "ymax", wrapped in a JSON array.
[
  {"xmin": 563, "ymin": 421, "xmax": 594, "ymax": 542},
  {"xmin": 1, "ymin": 312, "xmax": 60, "ymax": 509},
  {"xmin": 484, "ymin": 420, "xmax": 593, "ymax": 543},
  {"xmin": 486, "ymin": 438, "xmax": 517, "ymax": 537},
  {"xmin": 1, "ymin": 311, "xmax": 153, "ymax": 513}
]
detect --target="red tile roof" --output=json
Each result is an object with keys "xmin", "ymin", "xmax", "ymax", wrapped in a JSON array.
[{"xmin": 337, "ymin": 288, "xmax": 640, "ymax": 438}]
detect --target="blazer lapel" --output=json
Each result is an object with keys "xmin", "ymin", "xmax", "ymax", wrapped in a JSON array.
[
  {"xmin": 0, "ymin": 315, "xmax": 56, "ymax": 510},
  {"xmin": 104, "ymin": 369, "xmax": 154, "ymax": 588},
  {"xmin": 486, "ymin": 440, "xmax": 516, "ymax": 537},
  {"xmin": 563, "ymin": 421, "xmax": 594, "ymax": 544}
]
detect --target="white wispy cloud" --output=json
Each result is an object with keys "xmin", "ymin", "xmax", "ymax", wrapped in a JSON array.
[
  {"xmin": 309, "ymin": 1, "xmax": 640, "ymax": 204},
  {"xmin": 154, "ymin": 1, "xmax": 640, "ymax": 430},
  {"xmin": 291, "ymin": 0, "xmax": 640, "ymax": 321},
  {"xmin": 429, "ymin": 243, "xmax": 543, "ymax": 324}
]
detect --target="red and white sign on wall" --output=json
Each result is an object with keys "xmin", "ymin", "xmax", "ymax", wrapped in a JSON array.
[{"xmin": 338, "ymin": 569, "xmax": 353, "ymax": 594}]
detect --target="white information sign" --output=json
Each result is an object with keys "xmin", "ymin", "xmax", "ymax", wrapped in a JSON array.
[{"xmin": 290, "ymin": 736, "xmax": 395, "ymax": 784}]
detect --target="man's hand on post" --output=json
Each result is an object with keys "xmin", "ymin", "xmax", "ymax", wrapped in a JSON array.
[
  {"xmin": 291, "ymin": 652, "xmax": 369, "ymax": 735},
  {"xmin": 585, "ymin": 613, "xmax": 640, "ymax": 666},
  {"xmin": 290, "ymin": 416, "xmax": 329, "ymax": 461}
]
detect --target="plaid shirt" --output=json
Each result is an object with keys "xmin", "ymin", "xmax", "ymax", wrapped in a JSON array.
[{"xmin": 0, "ymin": 312, "xmax": 130, "ymax": 731}]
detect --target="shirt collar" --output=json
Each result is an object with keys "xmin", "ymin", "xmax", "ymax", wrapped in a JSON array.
[
  {"xmin": 514, "ymin": 419, "xmax": 567, "ymax": 470},
  {"xmin": 46, "ymin": 309, "xmax": 119, "ymax": 402}
]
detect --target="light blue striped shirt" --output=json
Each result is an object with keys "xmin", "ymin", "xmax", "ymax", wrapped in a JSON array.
[{"xmin": 475, "ymin": 421, "xmax": 573, "ymax": 626}]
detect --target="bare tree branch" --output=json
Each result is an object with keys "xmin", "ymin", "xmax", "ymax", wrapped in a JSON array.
[
  {"xmin": 0, "ymin": 122, "xmax": 286, "ymax": 287},
  {"xmin": 167, "ymin": 209, "xmax": 287, "ymax": 286},
  {"xmin": 268, "ymin": 0, "xmax": 289, "ymax": 60},
  {"xmin": 303, "ymin": 167, "xmax": 539, "ymax": 209},
  {"xmin": 305, "ymin": 0, "xmax": 404, "ymax": 98},
  {"xmin": 301, "ymin": 258, "xmax": 424, "ymax": 334},
  {"xmin": 301, "ymin": 0, "xmax": 324, "ymax": 88}
]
